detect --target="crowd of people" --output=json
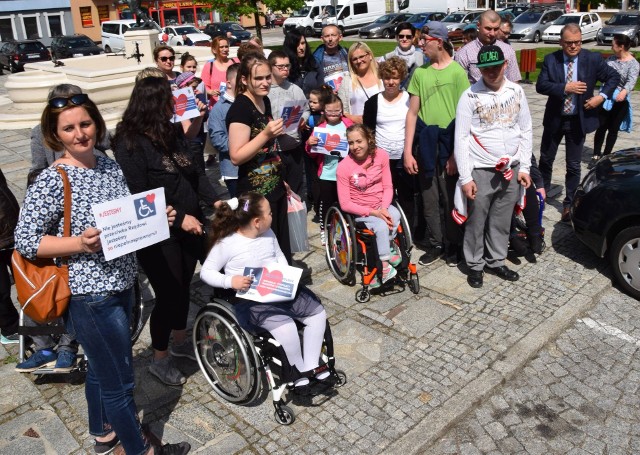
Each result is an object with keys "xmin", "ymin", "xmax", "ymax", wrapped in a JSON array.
[{"xmin": 0, "ymin": 12, "xmax": 636, "ymax": 454}]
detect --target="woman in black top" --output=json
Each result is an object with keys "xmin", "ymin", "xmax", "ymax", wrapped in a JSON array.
[
  {"xmin": 226, "ymin": 54, "xmax": 292, "ymax": 263},
  {"xmin": 113, "ymin": 77, "xmax": 219, "ymax": 386},
  {"xmin": 282, "ymin": 29, "xmax": 324, "ymax": 97}
]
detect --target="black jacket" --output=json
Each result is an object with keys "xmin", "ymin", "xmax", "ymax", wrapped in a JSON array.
[{"xmin": 0, "ymin": 169, "xmax": 19, "ymax": 250}]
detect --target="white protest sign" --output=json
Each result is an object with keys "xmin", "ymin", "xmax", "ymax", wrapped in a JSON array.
[
  {"xmin": 280, "ymin": 100, "xmax": 306, "ymax": 134},
  {"xmin": 171, "ymin": 87, "xmax": 200, "ymax": 123},
  {"xmin": 324, "ymin": 71, "xmax": 347, "ymax": 92},
  {"xmin": 92, "ymin": 188, "xmax": 170, "ymax": 261},
  {"xmin": 311, "ymin": 127, "xmax": 349, "ymax": 157},
  {"xmin": 236, "ymin": 263, "xmax": 303, "ymax": 303}
]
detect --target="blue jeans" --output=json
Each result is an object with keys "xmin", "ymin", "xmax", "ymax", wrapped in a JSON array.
[{"xmin": 65, "ymin": 288, "xmax": 148, "ymax": 455}]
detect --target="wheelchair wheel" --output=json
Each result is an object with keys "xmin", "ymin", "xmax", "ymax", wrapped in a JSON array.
[
  {"xmin": 274, "ymin": 404, "xmax": 295, "ymax": 425},
  {"xmin": 394, "ymin": 200, "xmax": 413, "ymax": 253},
  {"xmin": 355, "ymin": 288, "xmax": 370, "ymax": 303},
  {"xmin": 130, "ymin": 279, "xmax": 145, "ymax": 344},
  {"xmin": 193, "ymin": 302, "xmax": 261, "ymax": 404},
  {"xmin": 408, "ymin": 273, "xmax": 420, "ymax": 294},
  {"xmin": 334, "ymin": 369, "xmax": 347, "ymax": 388},
  {"xmin": 325, "ymin": 205, "xmax": 357, "ymax": 285}
]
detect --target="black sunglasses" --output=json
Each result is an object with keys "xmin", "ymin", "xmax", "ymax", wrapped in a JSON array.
[
  {"xmin": 159, "ymin": 55, "xmax": 176, "ymax": 62},
  {"xmin": 48, "ymin": 94, "xmax": 89, "ymax": 108}
]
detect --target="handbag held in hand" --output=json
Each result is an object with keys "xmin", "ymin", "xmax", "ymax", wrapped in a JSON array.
[{"xmin": 11, "ymin": 167, "xmax": 71, "ymax": 323}]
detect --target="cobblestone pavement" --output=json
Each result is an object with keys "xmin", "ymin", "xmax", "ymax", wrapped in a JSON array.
[
  {"xmin": 431, "ymin": 286, "xmax": 640, "ymax": 455},
  {"xmin": 0, "ymin": 74, "xmax": 638, "ymax": 455}
]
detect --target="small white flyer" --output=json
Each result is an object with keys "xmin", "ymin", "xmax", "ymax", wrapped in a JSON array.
[
  {"xmin": 171, "ymin": 87, "xmax": 200, "ymax": 123},
  {"xmin": 92, "ymin": 188, "xmax": 170, "ymax": 261},
  {"xmin": 280, "ymin": 100, "xmax": 306, "ymax": 134},
  {"xmin": 324, "ymin": 71, "xmax": 347, "ymax": 92},
  {"xmin": 311, "ymin": 127, "xmax": 349, "ymax": 157},
  {"xmin": 236, "ymin": 263, "xmax": 303, "ymax": 303}
]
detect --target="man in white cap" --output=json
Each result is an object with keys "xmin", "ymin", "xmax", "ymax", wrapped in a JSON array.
[{"xmin": 455, "ymin": 44, "xmax": 532, "ymax": 288}]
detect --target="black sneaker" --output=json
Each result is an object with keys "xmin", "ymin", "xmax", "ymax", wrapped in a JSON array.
[
  {"xmin": 418, "ymin": 245, "xmax": 444, "ymax": 266},
  {"xmin": 94, "ymin": 435, "xmax": 120, "ymax": 455},
  {"xmin": 155, "ymin": 442, "xmax": 191, "ymax": 455},
  {"xmin": 445, "ymin": 246, "xmax": 461, "ymax": 267}
]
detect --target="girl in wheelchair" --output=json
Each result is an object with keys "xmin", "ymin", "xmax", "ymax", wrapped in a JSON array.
[
  {"xmin": 200, "ymin": 192, "xmax": 333, "ymax": 395},
  {"xmin": 336, "ymin": 124, "xmax": 402, "ymax": 288}
]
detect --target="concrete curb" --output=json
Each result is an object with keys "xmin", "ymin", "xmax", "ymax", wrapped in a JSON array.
[{"xmin": 394, "ymin": 281, "xmax": 610, "ymax": 454}]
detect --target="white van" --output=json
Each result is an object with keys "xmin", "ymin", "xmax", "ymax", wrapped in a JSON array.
[
  {"xmin": 312, "ymin": 0, "xmax": 386, "ymax": 36},
  {"xmin": 101, "ymin": 20, "xmax": 137, "ymax": 53},
  {"xmin": 283, "ymin": 0, "xmax": 330, "ymax": 37}
]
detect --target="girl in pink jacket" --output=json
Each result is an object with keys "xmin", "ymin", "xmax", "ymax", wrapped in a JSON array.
[{"xmin": 336, "ymin": 124, "xmax": 401, "ymax": 288}]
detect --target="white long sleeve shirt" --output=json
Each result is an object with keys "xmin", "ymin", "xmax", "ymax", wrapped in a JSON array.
[{"xmin": 454, "ymin": 78, "xmax": 532, "ymax": 185}]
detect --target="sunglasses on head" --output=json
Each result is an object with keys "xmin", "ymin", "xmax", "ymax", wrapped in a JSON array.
[
  {"xmin": 159, "ymin": 55, "xmax": 176, "ymax": 62},
  {"xmin": 48, "ymin": 94, "xmax": 89, "ymax": 108}
]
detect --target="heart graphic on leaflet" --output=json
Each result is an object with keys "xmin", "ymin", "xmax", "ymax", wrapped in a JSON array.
[
  {"xmin": 324, "ymin": 134, "xmax": 341, "ymax": 152},
  {"xmin": 145, "ymin": 193, "xmax": 155, "ymax": 204},
  {"xmin": 256, "ymin": 268, "xmax": 284, "ymax": 296},
  {"xmin": 285, "ymin": 105, "xmax": 301, "ymax": 127},
  {"xmin": 174, "ymin": 94, "xmax": 188, "ymax": 116},
  {"xmin": 334, "ymin": 76, "xmax": 343, "ymax": 90}
]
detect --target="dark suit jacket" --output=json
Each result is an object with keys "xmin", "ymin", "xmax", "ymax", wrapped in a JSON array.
[{"xmin": 536, "ymin": 49, "xmax": 620, "ymax": 135}]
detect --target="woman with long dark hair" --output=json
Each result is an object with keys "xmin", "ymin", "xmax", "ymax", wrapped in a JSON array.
[
  {"xmin": 113, "ymin": 77, "xmax": 219, "ymax": 387},
  {"xmin": 282, "ymin": 28, "xmax": 323, "ymax": 96}
]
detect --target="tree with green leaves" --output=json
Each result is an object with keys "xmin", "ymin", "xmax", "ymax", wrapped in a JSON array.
[{"xmin": 202, "ymin": 0, "xmax": 307, "ymax": 41}]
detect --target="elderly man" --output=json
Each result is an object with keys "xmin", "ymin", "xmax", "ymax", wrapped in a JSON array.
[
  {"xmin": 536, "ymin": 23, "xmax": 619, "ymax": 221},
  {"xmin": 454, "ymin": 10, "xmax": 521, "ymax": 84},
  {"xmin": 455, "ymin": 45, "xmax": 533, "ymax": 288}
]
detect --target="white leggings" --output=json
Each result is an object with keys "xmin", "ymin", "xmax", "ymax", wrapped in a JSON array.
[{"xmin": 265, "ymin": 310, "xmax": 327, "ymax": 377}]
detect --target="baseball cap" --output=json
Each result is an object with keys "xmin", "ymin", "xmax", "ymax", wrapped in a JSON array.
[
  {"xmin": 421, "ymin": 21, "xmax": 449, "ymax": 42},
  {"xmin": 175, "ymin": 71, "xmax": 196, "ymax": 88},
  {"xmin": 476, "ymin": 45, "xmax": 505, "ymax": 68}
]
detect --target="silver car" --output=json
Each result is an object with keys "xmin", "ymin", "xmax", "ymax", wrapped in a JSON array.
[
  {"xmin": 510, "ymin": 8, "xmax": 563, "ymax": 43},
  {"xmin": 441, "ymin": 10, "xmax": 483, "ymax": 34},
  {"xmin": 359, "ymin": 12, "xmax": 412, "ymax": 39},
  {"xmin": 597, "ymin": 12, "xmax": 640, "ymax": 47}
]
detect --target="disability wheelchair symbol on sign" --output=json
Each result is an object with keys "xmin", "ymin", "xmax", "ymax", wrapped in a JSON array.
[{"xmin": 134, "ymin": 196, "xmax": 156, "ymax": 220}]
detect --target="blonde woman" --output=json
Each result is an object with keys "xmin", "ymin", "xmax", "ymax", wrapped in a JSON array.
[{"xmin": 337, "ymin": 42, "xmax": 383, "ymax": 123}]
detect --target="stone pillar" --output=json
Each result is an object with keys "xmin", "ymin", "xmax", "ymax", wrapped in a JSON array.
[{"xmin": 123, "ymin": 29, "xmax": 160, "ymax": 65}]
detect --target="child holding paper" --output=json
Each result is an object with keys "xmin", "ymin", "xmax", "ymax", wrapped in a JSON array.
[
  {"xmin": 200, "ymin": 192, "xmax": 332, "ymax": 395},
  {"xmin": 305, "ymin": 93, "xmax": 353, "ymax": 244}
]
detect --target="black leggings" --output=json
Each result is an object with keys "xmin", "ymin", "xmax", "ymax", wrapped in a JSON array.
[
  {"xmin": 318, "ymin": 179, "xmax": 338, "ymax": 232},
  {"xmin": 137, "ymin": 235, "xmax": 202, "ymax": 351},
  {"xmin": 594, "ymin": 99, "xmax": 629, "ymax": 157}
]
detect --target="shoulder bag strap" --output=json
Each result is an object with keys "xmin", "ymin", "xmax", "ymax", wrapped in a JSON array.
[{"xmin": 55, "ymin": 167, "xmax": 72, "ymax": 238}]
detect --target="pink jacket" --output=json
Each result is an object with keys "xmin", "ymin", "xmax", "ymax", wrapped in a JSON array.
[
  {"xmin": 336, "ymin": 148, "xmax": 393, "ymax": 217},
  {"xmin": 305, "ymin": 116, "xmax": 354, "ymax": 177}
]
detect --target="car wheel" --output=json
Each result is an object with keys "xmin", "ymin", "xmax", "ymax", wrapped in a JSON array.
[
  {"xmin": 382, "ymin": 28, "xmax": 391, "ymax": 39},
  {"xmin": 533, "ymin": 31, "xmax": 541, "ymax": 43},
  {"xmin": 10, "ymin": 63, "xmax": 18, "ymax": 73},
  {"xmin": 304, "ymin": 26, "xmax": 314, "ymax": 37},
  {"xmin": 104, "ymin": 45, "xmax": 112, "ymax": 53},
  {"xmin": 633, "ymin": 34, "xmax": 640, "ymax": 48},
  {"xmin": 610, "ymin": 226, "xmax": 640, "ymax": 300}
]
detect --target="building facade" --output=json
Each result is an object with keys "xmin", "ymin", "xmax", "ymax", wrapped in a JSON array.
[{"xmin": 0, "ymin": 0, "xmax": 73, "ymax": 46}]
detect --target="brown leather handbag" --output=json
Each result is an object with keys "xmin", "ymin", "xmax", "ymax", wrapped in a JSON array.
[{"xmin": 11, "ymin": 167, "xmax": 71, "ymax": 323}]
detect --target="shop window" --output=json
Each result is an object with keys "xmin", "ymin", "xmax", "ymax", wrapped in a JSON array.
[
  {"xmin": 98, "ymin": 5, "xmax": 110, "ymax": 23},
  {"xmin": 180, "ymin": 10, "xmax": 195, "ymax": 24},
  {"xmin": 164, "ymin": 9, "xmax": 178, "ymax": 26},
  {"xmin": 0, "ymin": 18, "xmax": 13, "ymax": 41},
  {"xmin": 80, "ymin": 7, "xmax": 93, "ymax": 27}
]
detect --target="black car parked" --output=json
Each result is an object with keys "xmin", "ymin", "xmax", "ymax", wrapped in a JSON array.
[
  {"xmin": 202, "ymin": 22, "xmax": 252, "ymax": 45},
  {"xmin": 0, "ymin": 39, "xmax": 51, "ymax": 73},
  {"xmin": 571, "ymin": 149, "xmax": 640, "ymax": 299},
  {"xmin": 51, "ymin": 34, "xmax": 104, "ymax": 60}
]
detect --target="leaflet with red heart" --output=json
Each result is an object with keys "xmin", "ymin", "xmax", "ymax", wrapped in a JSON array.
[
  {"xmin": 236, "ymin": 263, "xmax": 303, "ymax": 303},
  {"xmin": 312, "ymin": 127, "xmax": 349, "ymax": 157},
  {"xmin": 171, "ymin": 87, "xmax": 200, "ymax": 123},
  {"xmin": 280, "ymin": 101, "xmax": 306, "ymax": 134}
]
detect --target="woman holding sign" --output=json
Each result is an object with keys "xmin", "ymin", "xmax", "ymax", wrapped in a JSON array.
[
  {"xmin": 113, "ymin": 76, "xmax": 219, "ymax": 387},
  {"xmin": 227, "ymin": 54, "xmax": 292, "ymax": 263},
  {"xmin": 201, "ymin": 192, "xmax": 333, "ymax": 395},
  {"xmin": 14, "ymin": 86, "xmax": 190, "ymax": 455}
]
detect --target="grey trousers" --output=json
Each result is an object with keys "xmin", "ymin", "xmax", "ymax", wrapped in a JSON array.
[{"xmin": 463, "ymin": 167, "xmax": 520, "ymax": 272}]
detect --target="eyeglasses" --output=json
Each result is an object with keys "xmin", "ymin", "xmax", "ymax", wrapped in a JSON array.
[
  {"xmin": 562, "ymin": 40, "xmax": 582, "ymax": 47},
  {"xmin": 419, "ymin": 36, "xmax": 440, "ymax": 43},
  {"xmin": 159, "ymin": 55, "xmax": 176, "ymax": 62},
  {"xmin": 324, "ymin": 110, "xmax": 342, "ymax": 115},
  {"xmin": 351, "ymin": 53, "xmax": 369, "ymax": 63},
  {"xmin": 274, "ymin": 64, "xmax": 291, "ymax": 70},
  {"xmin": 397, "ymin": 34, "xmax": 413, "ymax": 40},
  {"xmin": 48, "ymin": 94, "xmax": 89, "ymax": 108}
]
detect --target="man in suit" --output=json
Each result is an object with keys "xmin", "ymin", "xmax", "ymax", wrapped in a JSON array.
[{"xmin": 536, "ymin": 23, "xmax": 619, "ymax": 222}]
